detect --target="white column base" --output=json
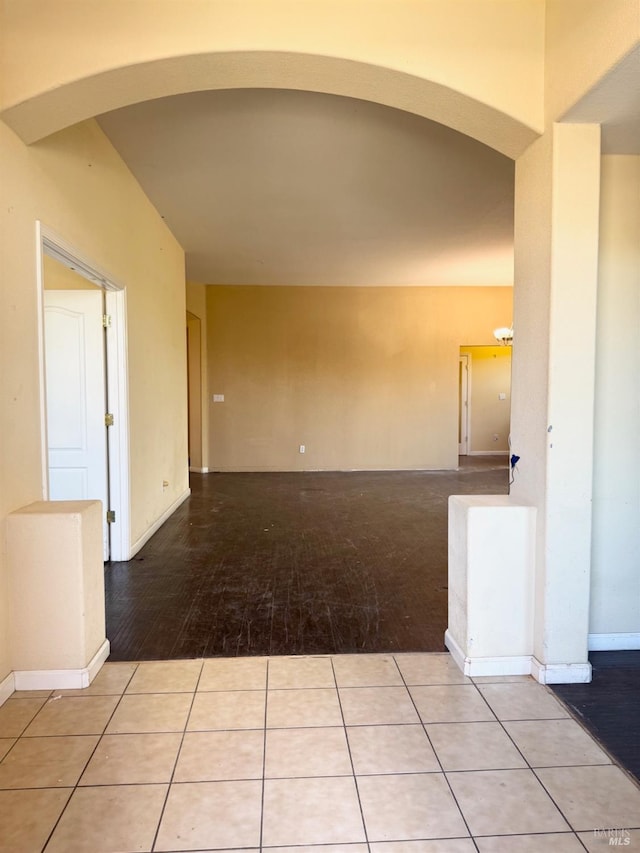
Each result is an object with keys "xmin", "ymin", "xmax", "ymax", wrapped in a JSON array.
[
  {"xmin": 445, "ymin": 630, "xmax": 592, "ymax": 683},
  {"xmin": 445, "ymin": 629, "xmax": 532, "ymax": 677},
  {"xmin": 13, "ymin": 639, "xmax": 110, "ymax": 692},
  {"xmin": 531, "ymin": 657, "xmax": 592, "ymax": 684}
]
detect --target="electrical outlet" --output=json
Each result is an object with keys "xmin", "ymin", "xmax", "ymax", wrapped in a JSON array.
[
  {"xmin": 162, "ymin": 480, "xmax": 169, "ymax": 490},
  {"xmin": 493, "ymin": 434, "xmax": 499, "ymax": 442},
  {"xmin": 299, "ymin": 445, "xmax": 305, "ymax": 454}
]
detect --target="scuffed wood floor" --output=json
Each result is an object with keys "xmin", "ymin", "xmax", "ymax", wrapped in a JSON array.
[{"xmin": 105, "ymin": 459, "xmax": 508, "ymax": 660}]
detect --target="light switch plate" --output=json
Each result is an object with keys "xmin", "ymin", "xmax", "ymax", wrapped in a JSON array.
[{"xmin": 213, "ymin": 394, "xmax": 224, "ymax": 402}]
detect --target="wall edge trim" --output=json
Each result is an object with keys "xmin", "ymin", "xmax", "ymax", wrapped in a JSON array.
[
  {"xmin": 0, "ymin": 672, "xmax": 16, "ymax": 707},
  {"xmin": 129, "ymin": 488, "xmax": 191, "ymax": 559},
  {"xmin": 12, "ymin": 639, "xmax": 110, "ymax": 691}
]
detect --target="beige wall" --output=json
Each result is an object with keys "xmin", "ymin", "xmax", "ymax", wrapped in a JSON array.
[
  {"xmin": 0, "ymin": 0, "xmax": 544, "ymax": 156},
  {"xmin": 545, "ymin": 0, "xmax": 639, "ymax": 124},
  {"xmin": 0, "ymin": 118, "xmax": 188, "ymax": 683},
  {"xmin": 206, "ymin": 286, "xmax": 512, "ymax": 472},
  {"xmin": 590, "ymin": 155, "xmax": 640, "ymax": 636},
  {"xmin": 460, "ymin": 346, "xmax": 512, "ymax": 453}
]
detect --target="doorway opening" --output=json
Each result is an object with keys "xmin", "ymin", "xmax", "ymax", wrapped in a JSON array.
[
  {"xmin": 458, "ymin": 354, "xmax": 470, "ymax": 455},
  {"xmin": 36, "ymin": 223, "xmax": 131, "ymax": 561},
  {"xmin": 186, "ymin": 311, "xmax": 204, "ymax": 473},
  {"xmin": 458, "ymin": 345, "xmax": 512, "ymax": 457}
]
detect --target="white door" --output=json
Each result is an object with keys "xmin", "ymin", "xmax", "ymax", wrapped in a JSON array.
[
  {"xmin": 44, "ymin": 289, "xmax": 110, "ymax": 559},
  {"xmin": 458, "ymin": 354, "xmax": 470, "ymax": 455}
]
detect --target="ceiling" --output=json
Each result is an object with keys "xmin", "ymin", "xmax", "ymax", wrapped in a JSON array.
[
  {"xmin": 97, "ymin": 43, "xmax": 639, "ymax": 290},
  {"xmin": 98, "ymin": 89, "xmax": 515, "ymax": 287},
  {"xmin": 563, "ymin": 45, "xmax": 640, "ymax": 155}
]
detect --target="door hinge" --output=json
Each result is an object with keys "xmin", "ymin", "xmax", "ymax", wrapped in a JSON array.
[
  {"xmin": 105, "ymin": 413, "xmax": 114, "ymax": 427},
  {"xmin": 102, "ymin": 314, "xmax": 111, "ymax": 328},
  {"xmin": 106, "ymin": 510, "xmax": 116, "ymax": 524}
]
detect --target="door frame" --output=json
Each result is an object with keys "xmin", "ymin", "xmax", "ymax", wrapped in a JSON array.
[
  {"xmin": 458, "ymin": 353, "xmax": 471, "ymax": 456},
  {"xmin": 186, "ymin": 311, "xmax": 204, "ymax": 472},
  {"xmin": 36, "ymin": 222, "xmax": 131, "ymax": 561}
]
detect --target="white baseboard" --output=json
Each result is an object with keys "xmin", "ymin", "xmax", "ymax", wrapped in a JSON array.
[
  {"xmin": 588, "ymin": 632, "xmax": 640, "ymax": 651},
  {"xmin": 189, "ymin": 467, "xmax": 209, "ymax": 473},
  {"xmin": 13, "ymin": 639, "xmax": 110, "ymax": 691},
  {"xmin": 531, "ymin": 657, "xmax": 592, "ymax": 684},
  {"xmin": 210, "ymin": 466, "xmax": 454, "ymax": 473},
  {"xmin": 86, "ymin": 639, "xmax": 111, "ymax": 683},
  {"xmin": 444, "ymin": 630, "xmax": 466, "ymax": 672},
  {"xmin": 445, "ymin": 630, "xmax": 592, "ymax": 683},
  {"xmin": 444, "ymin": 630, "xmax": 532, "ymax": 677},
  {"xmin": 129, "ymin": 488, "xmax": 190, "ymax": 558},
  {"xmin": 0, "ymin": 671, "xmax": 16, "ymax": 706},
  {"xmin": 468, "ymin": 451, "xmax": 509, "ymax": 456}
]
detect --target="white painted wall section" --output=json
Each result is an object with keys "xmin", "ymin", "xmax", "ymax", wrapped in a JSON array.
[
  {"xmin": 446, "ymin": 495, "xmax": 536, "ymax": 676},
  {"xmin": 6, "ymin": 500, "xmax": 108, "ymax": 689},
  {"xmin": 589, "ymin": 155, "xmax": 640, "ymax": 648},
  {"xmin": 510, "ymin": 123, "xmax": 601, "ymax": 681}
]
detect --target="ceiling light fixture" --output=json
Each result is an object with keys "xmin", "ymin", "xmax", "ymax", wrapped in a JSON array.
[{"xmin": 493, "ymin": 326, "xmax": 513, "ymax": 346}]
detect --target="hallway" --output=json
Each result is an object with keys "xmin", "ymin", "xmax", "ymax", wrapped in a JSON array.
[{"xmin": 106, "ymin": 458, "xmax": 509, "ymax": 660}]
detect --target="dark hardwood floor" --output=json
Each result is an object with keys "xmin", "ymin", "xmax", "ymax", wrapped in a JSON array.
[
  {"xmin": 105, "ymin": 457, "xmax": 508, "ymax": 660},
  {"xmin": 105, "ymin": 461, "xmax": 640, "ymax": 784},
  {"xmin": 551, "ymin": 651, "xmax": 640, "ymax": 784}
]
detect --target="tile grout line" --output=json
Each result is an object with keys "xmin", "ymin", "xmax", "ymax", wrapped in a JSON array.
[
  {"xmin": 473, "ymin": 682, "xmax": 595, "ymax": 851},
  {"xmin": 258, "ymin": 659, "xmax": 270, "ymax": 852},
  {"xmin": 7, "ymin": 692, "xmax": 56, "ymax": 741},
  {"xmin": 470, "ymin": 682, "xmax": 591, "ymax": 847},
  {"xmin": 493, "ymin": 719, "xmax": 596, "ymax": 853},
  {"xmin": 149, "ymin": 660, "xmax": 205, "ymax": 853},
  {"xmin": 528, "ymin": 765, "xmax": 625, "ymax": 851},
  {"xmin": 38, "ymin": 662, "xmax": 141, "ymax": 852},
  {"xmin": 392, "ymin": 655, "xmax": 481, "ymax": 853},
  {"xmin": 3, "ymin": 656, "xmax": 638, "ymax": 850},
  {"xmin": 330, "ymin": 656, "xmax": 371, "ymax": 853}
]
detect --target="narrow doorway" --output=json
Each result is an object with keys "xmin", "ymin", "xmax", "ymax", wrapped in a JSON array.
[
  {"xmin": 43, "ymin": 259, "xmax": 111, "ymax": 558},
  {"xmin": 459, "ymin": 345, "xmax": 512, "ymax": 456},
  {"xmin": 186, "ymin": 311, "xmax": 203, "ymax": 472},
  {"xmin": 38, "ymin": 226, "xmax": 131, "ymax": 561},
  {"xmin": 458, "ymin": 354, "xmax": 470, "ymax": 455}
]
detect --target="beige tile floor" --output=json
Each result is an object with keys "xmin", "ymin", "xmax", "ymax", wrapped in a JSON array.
[{"xmin": 0, "ymin": 653, "xmax": 639, "ymax": 852}]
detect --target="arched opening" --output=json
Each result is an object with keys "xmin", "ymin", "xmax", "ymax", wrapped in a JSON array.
[
  {"xmin": 93, "ymin": 82, "xmax": 517, "ymax": 658},
  {"xmin": 3, "ymin": 26, "xmax": 636, "ymax": 675},
  {"xmin": 2, "ymin": 50, "xmax": 539, "ymax": 158}
]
